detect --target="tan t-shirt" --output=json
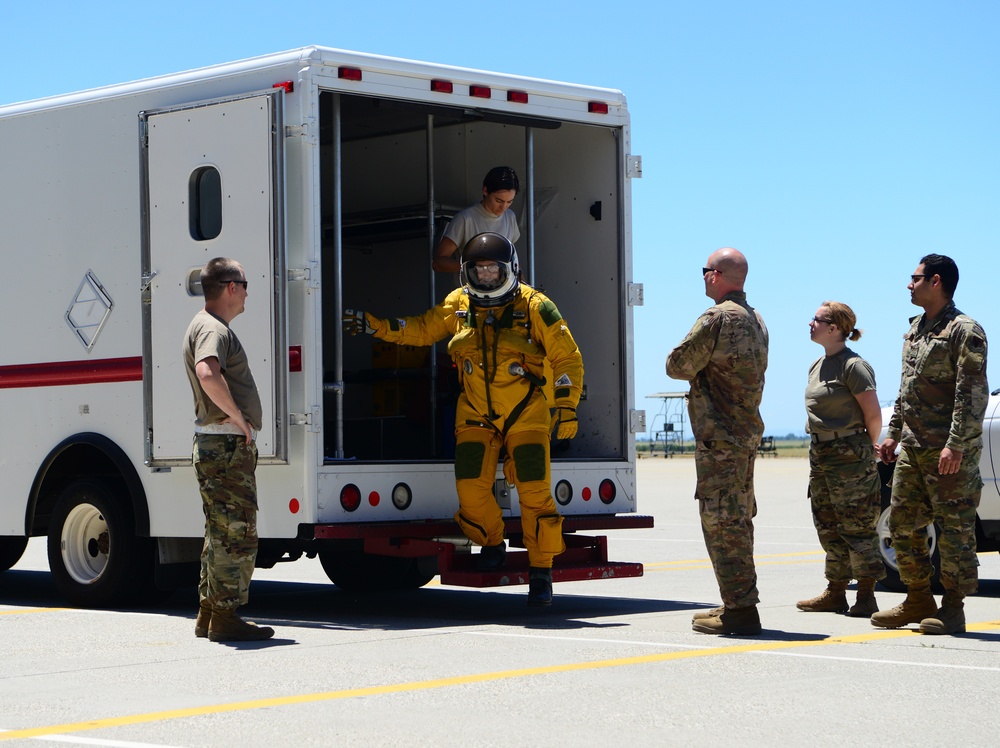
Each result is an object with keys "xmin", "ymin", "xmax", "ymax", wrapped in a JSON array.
[
  {"xmin": 183, "ymin": 310, "xmax": 263, "ymax": 430},
  {"xmin": 804, "ymin": 347, "xmax": 876, "ymax": 437}
]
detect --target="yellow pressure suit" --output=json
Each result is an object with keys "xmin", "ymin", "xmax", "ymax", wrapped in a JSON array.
[{"xmin": 367, "ymin": 285, "xmax": 584, "ymax": 568}]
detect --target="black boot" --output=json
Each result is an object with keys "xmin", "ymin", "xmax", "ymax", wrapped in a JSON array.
[
  {"xmin": 527, "ymin": 567, "xmax": 553, "ymax": 606},
  {"xmin": 476, "ymin": 542, "xmax": 507, "ymax": 571}
]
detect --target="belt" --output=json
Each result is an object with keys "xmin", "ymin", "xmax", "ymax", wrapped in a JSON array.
[
  {"xmin": 810, "ymin": 428, "xmax": 865, "ymax": 443},
  {"xmin": 195, "ymin": 423, "xmax": 257, "ymax": 439}
]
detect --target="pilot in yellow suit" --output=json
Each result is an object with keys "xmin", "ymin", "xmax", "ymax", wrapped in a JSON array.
[{"xmin": 344, "ymin": 232, "xmax": 584, "ymax": 605}]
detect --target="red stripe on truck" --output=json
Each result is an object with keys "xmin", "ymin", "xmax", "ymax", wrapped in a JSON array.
[{"xmin": 0, "ymin": 356, "xmax": 142, "ymax": 388}]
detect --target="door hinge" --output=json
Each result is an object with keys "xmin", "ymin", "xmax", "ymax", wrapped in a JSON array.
[
  {"xmin": 628, "ymin": 282, "xmax": 644, "ymax": 307},
  {"xmin": 626, "ymin": 154, "xmax": 643, "ymax": 179},
  {"xmin": 629, "ymin": 410, "xmax": 646, "ymax": 434},
  {"xmin": 140, "ymin": 270, "xmax": 158, "ymax": 294},
  {"xmin": 289, "ymin": 407, "xmax": 321, "ymax": 432},
  {"xmin": 285, "ymin": 121, "xmax": 318, "ymax": 146},
  {"xmin": 288, "ymin": 263, "xmax": 319, "ymax": 289}
]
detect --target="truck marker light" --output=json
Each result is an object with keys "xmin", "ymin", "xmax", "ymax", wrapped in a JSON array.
[
  {"xmin": 340, "ymin": 484, "xmax": 361, "ymax": 512},
  {"xmin": 554, "ymin": 480, "xmax": 573, "ymax": 506},
  {"xmin": 588, "ymin": 101, "xmax": 609, "ymax": 114},
  {"xmin": 507, "ymin": 90, "xmax": 528, "ymax": 104},
  {"xmin": 339, "ymin": 67, "xmax": 363, "ymax": 81},
  {"xmin": 470, "ymin": 85, "xmax": 491, "ymax": 99},
  {"xmin": 391, "ymin": 483, "xmax": 412, "ymax": 510},
  {"xmin": 582, "ymin": 487, "xmax": 592, "ymax": 501},
  {"xmin": 273, "ymin": 81, "xmax": 294, "ymax": 93},
  {"xmin": 289, "ymin": 345, "xmax": 302, "ymax": 372},
  {"xmin": 599, "ymin": 479, "xmax": 616, "ymax": 504},
  {"xmin": 431, "ymin": 79, "xmax": 453, "ymax": 94},
  {"xmin": 289, "ymin": 498, "xmax": 300, "ymax": 514},
  {"xmin": 369, "ymin": 491, "xmax": 380, "ymax": 507}
]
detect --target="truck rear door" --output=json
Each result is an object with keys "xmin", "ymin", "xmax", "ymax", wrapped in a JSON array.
[{"xmin": 140, "ymin": 91, "xmax": 287, "ymax": 466}]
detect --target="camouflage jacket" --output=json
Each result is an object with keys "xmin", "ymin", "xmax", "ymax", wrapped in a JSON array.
[
  {"xmin": 887, "ymin": 300, "xmax": 988, "ymax": 451},
  {"xmin": 666, "ymin": 291, "xmax": 768, "ymax": 449}
]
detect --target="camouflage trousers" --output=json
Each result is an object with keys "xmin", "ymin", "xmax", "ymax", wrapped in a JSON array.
[
  {"xmin": 193, "ymin": 434, "xmax": 259, "ymax": 612},
  {"xmin": 808, "ymin": 433, "xmax": 885, "ymax": 583},
  {"xmin": 889, "ymin": 445, "xmax": 982, "ymax": 595},
  {"xmin": 695, "ymin": 441, "xmax": 759, "ymax": 609}
]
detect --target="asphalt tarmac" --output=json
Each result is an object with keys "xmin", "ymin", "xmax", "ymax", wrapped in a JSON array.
[{"xmin": 2, "ymin": 456, "xmax": 1000, "ymax": 746}]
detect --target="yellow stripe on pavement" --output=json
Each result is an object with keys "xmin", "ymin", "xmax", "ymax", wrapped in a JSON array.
[{"xmin": 4, "ymin": 621, "xmax": 1000, "ymax": 742}]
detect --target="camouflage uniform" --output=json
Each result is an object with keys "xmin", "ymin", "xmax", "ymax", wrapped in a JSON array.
[
  {"xmin": 193, "ymin": 435, "xmax": 259, "ymax": 610},
  {"xmin": 667, "ymin": 291, "xmax": 768, "ymax": 609},
  {"xmin": 886, "ymin": 300, "xmax": 988, "ymax": 595},
  {"xmin": 808, "ymin": 434, "xmax": 885, "ymax": 583},
  {"xmin": 184, "ymin": 310, "xmax": 264, "ymax": 612},
  {"xmin": 805, "ymin": 349, "xmax": 885, "ymax": 583}
]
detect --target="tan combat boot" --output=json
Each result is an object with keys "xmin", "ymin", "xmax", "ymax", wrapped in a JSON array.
[
  {"xmin": 692, "ymin": 605, "xmax": 725, "ymax": 622},
  {"xmin": 208, "ymin": 609, "xmax": 275, "ymax": 642},
  {"xmin": 194, "ymin": 604, "xmax": 213, "ymax": 638},
  {"xmin": 796, "ymin": 581, "xmax": 849, "ymax": 613},
  {"xmin": 692, "ymin": 605, "xmax": 761, "ymax": 636},
  {"xmin": 919, "ymin": 591, "xmax": 966, "ymax": 635},
  {"xmin": 847, "ymin": 578, "xmax": 878, "ymax": 618},
  {"xmin": 870, "ymin": 586, "xmax": 937, "ymax": 628}
]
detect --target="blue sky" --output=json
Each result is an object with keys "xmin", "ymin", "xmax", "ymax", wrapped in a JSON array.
[{"xmin": 3, "ymin": 1, "xmax": 997, "ymax": 437}]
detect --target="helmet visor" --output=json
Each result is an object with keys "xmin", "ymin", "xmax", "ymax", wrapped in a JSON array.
[{"xmin": 466, "ymin": 261, "xmax": 510, "ymax": 294}]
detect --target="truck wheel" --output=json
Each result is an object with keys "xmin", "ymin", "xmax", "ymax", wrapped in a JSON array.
[
  {"xmin": 47, "ymin": 478, "xmax": 152, "ymax": 607},
  {"xmin": 319, "ymin": 550, "xmax": 437, "ymax": 592},
  {"xmin": 0, "ymin": 536, "xmax": 28, "ymax": 571},
  {"xmin": 876, "ymin": 462, "xmax": 942, "ymax": 593}
]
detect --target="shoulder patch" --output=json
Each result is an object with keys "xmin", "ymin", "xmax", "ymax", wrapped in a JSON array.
[{"xmin": 538, "ymin": 299, "xmax": 563, "ymax": 327}]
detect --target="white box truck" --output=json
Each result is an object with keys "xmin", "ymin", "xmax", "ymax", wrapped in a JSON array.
[{"xmin": 0, "ymin": 46, "xmax": 648, "ymax": 605}]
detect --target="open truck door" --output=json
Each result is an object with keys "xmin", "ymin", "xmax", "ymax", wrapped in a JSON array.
[{"xmin": 140, "ymin": 91, "xmax": 287, "ymax": 466}]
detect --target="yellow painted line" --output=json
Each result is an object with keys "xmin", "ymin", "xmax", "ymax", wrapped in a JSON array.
[
  {"xmin": 0, "ymin": 608, "xmax": 71, "ymax": 616},
  {"xmin": 4, "ymin": 621, "xmax": 1000, "ymax": 742}
]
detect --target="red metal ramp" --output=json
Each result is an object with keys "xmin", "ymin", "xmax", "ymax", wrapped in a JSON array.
[{"xmin": 314, "ymin": 514, "xmax": 653, "ymax": 588}]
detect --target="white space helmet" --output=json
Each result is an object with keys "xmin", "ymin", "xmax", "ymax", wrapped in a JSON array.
[{"xmin": 461, "ymin": 233, "xmax": 520, "ymax": 308}]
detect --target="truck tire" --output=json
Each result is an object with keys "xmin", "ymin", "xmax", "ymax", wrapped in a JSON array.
[
  {"xmin": 0, "ymin": 536, "xmax": 28, "ymax": 571},
  {"xmin": 876, "ymin": 462, "xmax": 942, "ymax": 593},
  {"xmin": 47, "ymin": 477, "xmax": 153, "ymax": 607},
  {"xmin": 319, "ymin": 550, "xmax": 437, "ymax": 592}
]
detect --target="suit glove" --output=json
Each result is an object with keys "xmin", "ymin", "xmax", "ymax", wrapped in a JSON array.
[
  {"xmin": 343, "ymin": 309, "xmax": 375, "ymax": 336},
  {"xmin": 552, "ymin": 406, "xmax": 578, "ymax": 440}
]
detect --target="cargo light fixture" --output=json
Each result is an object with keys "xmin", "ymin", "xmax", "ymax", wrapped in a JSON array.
[
  {"xmin": 288, "ymin": 345, "xmax": 302, "ymax": 373},
  {"xmin": 340, "ymin": 484, "xmax": 361, "ymax": 512},
  {"xmin": 392, "ymin": 483, "xmax": 413, "ymax": 510},
  {"xmin": 554, "ymin": 480, "xmax": 573, "ymax": 506}
]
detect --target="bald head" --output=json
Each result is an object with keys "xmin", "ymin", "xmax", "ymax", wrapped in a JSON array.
[{"xmin": 703, "ymin": 247, "xmax": 748, "ymax": 302}]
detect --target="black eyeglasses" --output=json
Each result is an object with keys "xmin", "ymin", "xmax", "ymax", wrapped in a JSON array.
[
  {"xmin": 910, "ymin": 274, "xmax": 931, "ymax": 283},
  {"xmin": 702, "ymin": 267, "xmax": 719, "ymax": 276},
  {"xmin": 811, "ymin": 316, "xmax": 833, "ymax": 325},
  {"xmin": 221, "ymin": 279, "xmax": 249, "ymax": 289}
]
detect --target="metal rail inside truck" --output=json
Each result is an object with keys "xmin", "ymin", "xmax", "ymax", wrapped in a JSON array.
[{"xmin": 0, "ymin": 46, "xmax": 649, "ymax": 605}]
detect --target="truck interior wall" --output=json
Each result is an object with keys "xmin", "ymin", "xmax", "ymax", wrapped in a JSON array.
[{"xmin": 319, "ymin": 93, "xmax": 624, "ymax": 463}]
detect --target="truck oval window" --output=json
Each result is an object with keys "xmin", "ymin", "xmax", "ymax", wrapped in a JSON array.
[{"xmin": 189, "ymin": 166, "xmax": 222, "ymax": 240}]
